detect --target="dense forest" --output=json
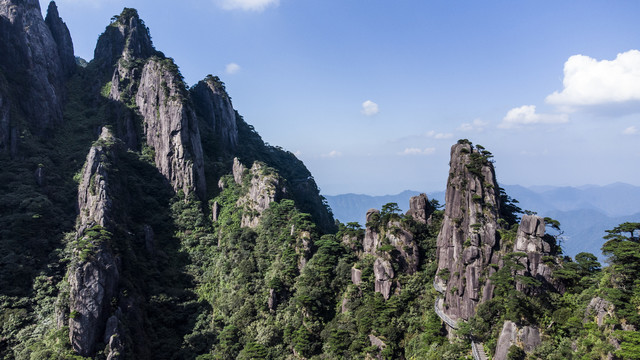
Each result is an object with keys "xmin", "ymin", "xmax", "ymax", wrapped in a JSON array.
[{"xmin": 0, "ymin": 3, "xmax": 638, "ymax": 360}]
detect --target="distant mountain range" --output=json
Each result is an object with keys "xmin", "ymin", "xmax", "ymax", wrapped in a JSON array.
[{"xmin": 325, "ymin": 183, "xmax": 640, "ymax": 261}]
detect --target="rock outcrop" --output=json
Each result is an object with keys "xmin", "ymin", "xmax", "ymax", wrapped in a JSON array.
[
  {"xmin": 585, "ymin": 297, "xmax": 615, "ymax": 327},
  {"xmin": 236, "ymin": 160, "xmax": 286, "ymax": 228},
  {"xmin": 191, "ymin": 75, "xmax": 239, "ymax": 152},
  {"xmin": 44, "ymin": 1, "xmax": 75, "ymax": 78},
  {"xmin": 93, "ymin": 8, "xmax": 155, "ymax": 73},
  {"xmin": 69, "ymin": 128, "xmax": 121, "ymax": 357},
  {"xmin": 513, "ymin": 214, "xmax": 556, "ymax": 293},
  {"xmin": 435, "ymin": 141, "xmax": 502, "ymax": 321},
  {"xmin": 406, "ymin": 193, "xmax": 433, "ymax": 224},
  {"xmin": 0, "ymin": 0, "xmax": 72, "ymax": 151},
  {"xmin": 358, "ymin": 200, "xmax": 421, "ymax": 299},
  {"xmin": 94, "ymin": 8, "xmax": 206, "ymax": 199},
  {"xmin": 0, "ymin": 78, "xmax": 13, "ymax": 154},
  {"xmin": 494, "ymin": 321, "xmax": 541, "ymax": 360},
  {"xmin": 135, "ymin": 58, "xmax": 206, "ymax": 199}
]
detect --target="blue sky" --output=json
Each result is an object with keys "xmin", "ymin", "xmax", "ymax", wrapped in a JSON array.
[{"xmin": 44, "ymin": 0, "xmax": 640, "ymax": 195}]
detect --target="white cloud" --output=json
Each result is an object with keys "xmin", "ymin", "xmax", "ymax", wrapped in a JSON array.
[
  {"xmin": 458, "ymin": 119, "xmax": 487, "ymax": 132},
  {"xmin": 498, "ymin": 105, "xmax": 569, "ymax": 129},
  {"xmin": 546, "ymin": 50, "xmax": 640, "ymax": 107},
  {"xmin": 225, "ymin": 63, "xmax": 241, "ymax": 74},
  {"xmin": 321, "ymin": 150, "xmax": 342, "ymax": 158},
  {"xmin": 361, "ymin": 100, "xmax": 379, "ymax": 116},
  {"xmin": 293, "ymin": 150, "xmax": 302, "ymax": 156},
  {"xmin": 399, "ymin": 147, "xmax": 436, "ymax": 156},
  {"xmin": 623, "ymin": 126, "xmax": 639, "ymax": 135},
  {"xmin": 216, "ymin": 0, "xmax": 279, "ymax": 11},
  {"xmin": 426, "ymin": 130, "xmax": 453, "ymax": 139}
]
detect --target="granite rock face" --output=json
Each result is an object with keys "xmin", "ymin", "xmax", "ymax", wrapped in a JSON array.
[
  {"xmin": 0, "ymin": 80, "xmax": 13, "ymax": 154},
  {"xmin": 435, "ymin": 142, "xmax": 502, "ymax": 321},
  {"xmin": 44, "ymin": 1, "xmax": 75, "ymax": 78},
  {"xmin": 493, "ymin": 321, "xmax": 541, "ymax": 360},
  {"xmin": 406, "ymin": 193, "xmax": 433, "ymax": 224},
  {"xmin": 513, "ymin": 214, "xmax": 556, "ymax": 293},
  {"xmin": 358, "ymin": 200, "xmax": 421, "ymax": 299},
  {"xmin": 585, "ymin": 297, "xmax": 615, "ymax": 327},
  {"xmin": 95, "ymin": 9, "xmax": 206, "ymax": 199},
  {"xmin": 69, "ymin": 128, "xmax": 121, "ymax": 357},
  {"xmin": 135, "ymin": 58, "xmax": 206, "ymax": 199},
  {"xmin": 373, "ymin": 257, "xmax": 394, "ymax": 300},
  {"xmin": 93, "ymin": 8, "xmax": 155, "ymax": 72},
  {"xmin": 0, "ymin": 0, "xmax": 71, "ymax": 152},
  {"xmin": 191, "ymin": 75, "xmax": 239, "ymax": 152},
  {"xmin": 236, "ymin": 160, "xmax": 286, "ymax": 228}
]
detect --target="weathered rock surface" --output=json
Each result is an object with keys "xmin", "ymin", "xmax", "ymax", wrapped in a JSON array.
[
  {"xmin": 0, "ymin": 78, "xmax": 13, "ymax": 154},
  {"xmin": 0, "ymin": 0, "xmax": 70, "ymax": 151},
  {"xmin": 386, "ymin": 220, "xmax": 420, "ymax": 274},
  {"xmin": 94, "ymin": 9, "xmax": 206, "ymax": 199},
  {"xmin": 513, "ymin": 214, "xmax": 556, "ymax": 293},
  {"xmin": 373, "ymin": 258, "xmax": 394, "ymax": 300},
  {"xmin": 233, "ymin": 157, "xmax": 246, "ymax": 185},
  {"xmin": 44, "ymin": 1, "xmax": 75, "ymax": 78},
  {"xmin": 406, "ymin": 193, "xmax": 433, "ymax": 224},
  {"xmin": 363, "ymin": 209, "xmax": 381, "ymax": 253},
  {"xmin": 494, "ymin": 321, "xmax": 541, "ymax": 360},
  {"xmin": 360, "ymin": 201, "xmax": 421, "ymax": 299},
  {"xmin": 351, "ymin": 267, "xmax": 362, "ymax": 285},
  {"xmin": 76, "ymin": 128, "xmax": 116, "ymax": 233},
  {"xmin": 585, "ymin": 297, "xmax": 615, "ymax": 327},
  {"xmin": 135, "ymin": 58, "xmax": 206, "ymax": 199},
  {"xmin": 436, "ymin": 142, "xmax": 502, "ymax": 321},
  {"xmin": 69, "ymin": 128, "xmax": 120, "ymax": 356},
  {"xmin": 93, "ymin": 8, "xmax": 155, "ymax": 72},
  {"xmin": 236, "ymin": 160, "xmax": 286, "ymax": 228},
  {"xmin": 191, "ymin": 75, "xmax": 239, "ymax": 152}
]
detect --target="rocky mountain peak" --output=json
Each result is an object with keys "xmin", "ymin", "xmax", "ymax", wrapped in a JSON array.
[
  {"xmin": 191, "ymin": 75, "xmax": 239, "ymax": 152},
  {"xmin": 0, "ymin": 0, "xmax": 70, "ymax": 151},
  {"xmin": 45, "ymin": 1, "xmax": 75, "ymax": 78},
  {"xmin": 93, "ymin": 7, "xmax": 155, "ymax": 70},
  {"xmin": 435, "ymin": 140, "xmax": 503, "ymax": 321}
]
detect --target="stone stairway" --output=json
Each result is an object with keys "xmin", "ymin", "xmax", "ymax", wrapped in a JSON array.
[
  {"xmin": 433, "ymin": 278, "xmax": 490, "ymax": 360},
  {"xmin": 472, "ymin": 340, "xmax": 489, "ymax": 360}
]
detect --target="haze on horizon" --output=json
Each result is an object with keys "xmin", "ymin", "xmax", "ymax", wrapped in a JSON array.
[{"xmin": 44, "ymin": 0, "xmax": 640, "ymax": 196}]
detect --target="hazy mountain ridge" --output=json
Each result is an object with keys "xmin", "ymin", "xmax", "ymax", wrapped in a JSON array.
[
  {"xmin": 326, "ymin": 183, "xmax": 640, "ymax": 259},
  {"xmin": 1, "ymin": 3, "xmax": 638, "ymax": 359}
]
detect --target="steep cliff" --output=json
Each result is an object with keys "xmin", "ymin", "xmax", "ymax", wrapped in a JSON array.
[
  {"xmin": 94, "ymin": 8, "xmax": 206, "ymax": 199},
  {"xmin": 233, "ymin": 158, "xmax": 287, "ymax": 228},
  {"xmin": 435, "ymin": 140, "xmax": 502, "ymax": 321},
  {"xmin": 93, "ymin": 8, "xmax": 155, "ymax": 74},
  {"xmin": 135, "ymin": 57, "xmax": 206, "ymax": 198},
  {"xmin": 68, "ymin": 128, "xmax": 121, "ymax": 357},
  {"xmin": 513, "ymin": 214, "xmax": 558, "ymax": 293},
  {"xmin": 191, "ymin": 75, "xmax": 239, "ymax": 153},
  {"xmin": 353, "ymin": 199, "xmax": 424, "ymax": 300},
  {"xmin": 0, "ymin": 73, "xmax": 12, "ymax": 154},
  {"xmin": 0, "ymin": 0, "xmax": 72, "ymax": 152},
  {"xmin": 44, "ymin": 1, "xmax": 75, "ymax": 78}
]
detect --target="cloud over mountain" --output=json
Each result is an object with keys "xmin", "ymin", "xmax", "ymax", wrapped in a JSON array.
[{"xmin": 546, "ymin": 50, "xmax": 640, "ymax": 108}]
